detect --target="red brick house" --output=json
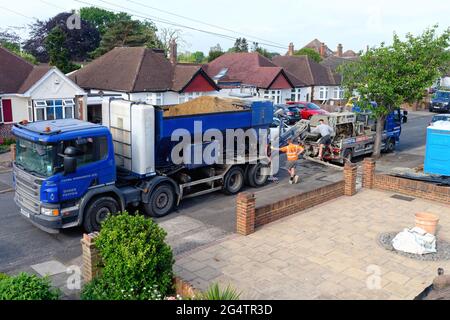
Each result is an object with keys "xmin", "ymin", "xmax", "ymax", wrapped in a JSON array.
[{"xmin": 204, "ymin": 52, "xmax": 299, "ymax": 104}]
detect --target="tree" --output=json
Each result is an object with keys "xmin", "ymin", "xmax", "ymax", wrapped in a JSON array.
[
  {"xmin": 340, "ymin": 25, "xmax": 450, "ymax": 158},
  {"xmin": 178, "ymin": 51, "xmax": 206, "ymax": 63},
  {"xmin": 1, "ymin": 29, "xmax": 38, "ymax": 64},
  {"xmin": 158, "ymin": 27, "xmax": 186, "ymax": 55},
  {"xmin": 252, "ymin": 42, "xmax": 278, "ymax": 59},
  {"xmin": 293, "ymin": 48, "xmax": 322, "ymax": 63},
  {"xmin": 208, "ymin": 43, "xmax": 224, "ymax": 62},
  {"xmin": 45, "ymin": 26, "xmax": 80, "ymax": 73},
  {"xmin": 91, "ymin": 19, "xmax": 162, "ymax": 58},
  {"xmin": 230, "ymin": 38, "xmax": 249, "ymax": 53},
  {"xmin": 23, "ymin": 12, "xmax": 100, "ymax": 62},
  {"xmin": 79, "ymin": 7, "xmax": 130, "ymax": 35}
]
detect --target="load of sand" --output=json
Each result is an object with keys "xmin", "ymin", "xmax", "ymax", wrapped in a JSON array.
[{"xmin": 163, "ymin": 96, "xmax": 248, "ymax": 117}]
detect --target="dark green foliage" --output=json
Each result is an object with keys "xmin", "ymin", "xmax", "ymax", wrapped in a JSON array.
[
  {"xmin": 0, "ymin": 273, "xmax": 60, "ymax": 300},
  {"xmin": 81, "ymin": 212, "xmax": 174, "ymax": 300},
  {"xmin": 293, "ymin": 48, "xmax": 322, "ymax": 63}
]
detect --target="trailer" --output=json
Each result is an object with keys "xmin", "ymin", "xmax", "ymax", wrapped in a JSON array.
[{"xmin": 12, "ymin": 96, "xmax": 273, "ymax": 233}]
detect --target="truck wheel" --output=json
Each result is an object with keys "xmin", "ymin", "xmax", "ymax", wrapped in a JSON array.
[
  {"xmin": 386, "ymin": 138, "xmax": 395, "ymax": 153},
  {"xmin": 83, "ymin": 196, "xmax": 119, "ymax": 233},
  {"xmin": 343, "ymin": 149, "xmax": 353, "ymax": 164},
  {"xmin": 144, "ymin": 183, "xmax": 175, "ymax": 218},
  {"xmin": 247, "ymin": 163, "xmax": 269, "ymax": 188},
  {"xmin": 223, "ymin": 167, "xmax": 244, "ymax": 195}
]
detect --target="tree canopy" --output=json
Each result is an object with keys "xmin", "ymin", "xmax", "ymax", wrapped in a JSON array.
[
  {"xmin": 230, "ymin": 38, "xmax": 249, "ymax": 53},
  {"xmin": 178, "ymin": 51, "xmax": 206, "ymax": 63},
  {"xmin": 23, "ymin": 12, "xmax": 100, "ymax": 62},
  {"xmin": 0, "ymin": 29, "xmax": 38, "ymax": 64},
  {"xmin": 207, "ymin": 43, "xmax": 224, "ymax": 62},
  {"xmin": 45, "ymin": 26, "xmax": 80, "ymax": 73},
  {"xmin": 340, "ymin": 25, "xmax": 450, "ymax": 157},
  {"xmin": 293, "ymin": 47, "xmax": 322, "ymax": 63},
  {"xmin": 79, "ymin": 7, "xmax": 130, "ymax": 35},
  {"xmin": 90, "ymin": 19, "xmax": 162, "ymax": 58}
]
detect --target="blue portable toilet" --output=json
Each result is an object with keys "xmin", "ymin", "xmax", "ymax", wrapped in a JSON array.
[{"xmin": 424, "ymin": 122, "xmax": 450, "ymax": 176}]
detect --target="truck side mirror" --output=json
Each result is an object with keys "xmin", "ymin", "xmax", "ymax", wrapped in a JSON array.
[
  {"xmin": 64, "ymin": 157, "xmax": 77, "ymax": 175},
  {"xmin": 63, "ymin": 146, "xmax": 80, "ymax": 175}
]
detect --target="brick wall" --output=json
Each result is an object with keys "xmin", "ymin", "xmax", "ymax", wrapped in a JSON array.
[
  {"xmin": 374, "ymin": 174, "xmax": 450, "ymax": 205},
  {"xmin": 254, "ymin": 181, "xmax": 345, "ymax": 228},
  {"xmin": 362, "ymin": 159, "xmax": 450, "ymax": 205},
  {"xmin": 0, "ymin": 124, "xmax": 13, "ymax": 139},
  {"xmin": 235, "ymin": 164, "xmax": 359, "ymax": 235}
]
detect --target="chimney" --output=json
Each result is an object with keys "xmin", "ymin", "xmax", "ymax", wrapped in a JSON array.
[
  {"xmin": 337, "ymin": 43, "xmax": 343, "ymax": 57},
  {"xmin": 320, "ymin": 42, "xmax": 327, "ymax": 58},
  {"xmin": 169, "ymin": 39, "xmax": 177, "ymax": 64},
  {"xmin": 288, "ymin": 42, "xmax": 294, "ymax": 56}
]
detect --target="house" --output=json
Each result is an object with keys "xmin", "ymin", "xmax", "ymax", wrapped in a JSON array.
[
  {"xmin": 69, "ymin": 43, "xmax": 220, "ymax": 123},
  {"xmin": 302, "ymin": 39, "xmax": 359, "ymax": 59},
  {"xmin": 0, "ymin": 46, "xmax": 87, "ymax": 138},
  {"xmin": 320, "ymin": 55, "xmax": 359, "ymax": 72},
  {"xmin": 204, "ymin": 52, "xmax": 299, "ymax": 104},
  {"xmin": 272, "ymin": 55, "xmax": 343, "ymax": 105}
]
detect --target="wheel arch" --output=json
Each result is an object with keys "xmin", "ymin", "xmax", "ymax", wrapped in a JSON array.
[
  {"xmin": 141, "ymin": 176, "xmax": 180, "ymax": 204},
  {"xmin": 77, "ymin": 185, "xmax": 126, "ymax": 226}
]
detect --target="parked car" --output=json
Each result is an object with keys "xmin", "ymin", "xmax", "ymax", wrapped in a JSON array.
[
  {"xmin": 274, "ymin": 104, "xmax": 301, "ymax": 124},
  {"xmin": 430, "ymin": 114, "xmax": 450, "ymax": 126},
  {"xmin": 287, "ymin": 102, "xmax": 328, "ymax": 120},
  {"xmin": 429, "ymin": 91, "xmax": 450, "ymax": 113}
]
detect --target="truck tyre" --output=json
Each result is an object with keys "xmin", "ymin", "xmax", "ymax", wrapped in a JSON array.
[
  {"xmin": 144, "ymin": 183, "xmax": 175, "ymax": 218},
  {"xmin": 247, "ymin": 163, "xmax": 269, "ymax": 188},
  {"xmin": 83, "ymin": 196, "xmax": 119, "ymax": 233},
  {"xmin": 343, "ymin": 149, "xmax": 353, "ymax": 164},
  {"xmin": 223, "ymin": 167, "xmax": 245, "ymax": 195},
  {"xmin": 385, "ymin": 138, "xmax": 395, "ymax": 153}
]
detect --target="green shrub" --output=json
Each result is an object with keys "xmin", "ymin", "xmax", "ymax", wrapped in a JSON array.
[
  {"xmin": 0, "ymin": 273, "xmax": 60, "ymax": 300},
  {"xmin": 0, "ymin": 273, "xmax": 10, "ymax": 282},
  {"xmin": 81, "ymin": 212, "xmax": 174, "ymax": 300},
  {"xmin": 198, "ymin": 283, "xmax": 241, "ymax": 300}
]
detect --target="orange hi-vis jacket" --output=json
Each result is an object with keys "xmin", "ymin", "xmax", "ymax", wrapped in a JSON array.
[{"xmin": 279, "ymin": 143, "xmax": 304, "ymax": 161}]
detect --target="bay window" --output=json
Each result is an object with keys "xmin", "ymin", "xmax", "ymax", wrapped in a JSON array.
[
  {"xmin": 319, "ymin": 87, "xmax": 329, "ymax": 100},
  {"xmin": 34, "ymin": 99, "xmax": 75, "ymax": 121}
]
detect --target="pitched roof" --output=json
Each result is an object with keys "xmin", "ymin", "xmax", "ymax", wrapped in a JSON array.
[
  {"xmin": 320, "ymin": 55, "xmax": 359, "ymax": 72},
  {"xmin": 303, "ymin": 39, "xmax": 333, "ymax": 57},
  {"xmin": 272, "ymin": 55, "xmax": 339, "ymax": 86},
  {"xmin": 69, "ymin": 47, "xmax": 219, "ymax": 93},
  {"xmin": 0, "ymin": 46, "xmax": 36, "ymax": 94},
  {"xmin": 204, "ymin": 52, "xmax": 296, "ymax": 89},
  {"xmin": 342, "ymin": 50, "xmax": 358, "ymax": 58}
]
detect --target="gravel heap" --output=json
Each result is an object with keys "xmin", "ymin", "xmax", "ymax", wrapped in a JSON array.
[{"xmin": 378, "ymin": 232, "xmax": 450, "ymax": 261}]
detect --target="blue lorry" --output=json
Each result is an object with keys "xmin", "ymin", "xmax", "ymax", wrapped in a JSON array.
[
  {"xmin": 351, "ymin": 103, "xmax": 407, "ymax": 153},
  {"xmin": 12, "ymin": 98, "xmax": 273, "ymax": 233}
]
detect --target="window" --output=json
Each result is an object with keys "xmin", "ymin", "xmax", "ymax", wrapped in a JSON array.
[
  {"xmin": 62, "ymin": 136, "xmax": 108, "ymax": 168},
  {"xmin": 146, "ymin": 93, "xmax": 164, "ymax": 105},
  {"xmin": 178, "ymin": 92, "xmax": 202, "ymax": 103},
  {"xmin": 319, "ymin": 87, "xmax": 328, "ymax": 100},
  {"xmin": 33, "ymin": 99, "xmax": 74, "ymax": 121},
  {"xmin": 0, "ymin": 99, "xmax": 3, "ymax": 123},
  {"xmin": 333, "ymin": 87, "xmax": 344, "ymax": 100}
]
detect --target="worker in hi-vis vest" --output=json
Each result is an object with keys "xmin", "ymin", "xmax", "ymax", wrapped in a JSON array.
[{"xmin": 272, "ymin": 139, "xmax": 305, "ymax": 184}]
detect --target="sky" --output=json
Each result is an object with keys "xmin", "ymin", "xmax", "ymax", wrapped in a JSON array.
[{"xmin": 0, "ymin": 0, "xmax": 449, "ymax": 54}]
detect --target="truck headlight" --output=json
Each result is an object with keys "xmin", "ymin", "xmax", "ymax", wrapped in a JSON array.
[{"xmin": 41, "ymin": 207, "xmax": 60, "ymax": 217}]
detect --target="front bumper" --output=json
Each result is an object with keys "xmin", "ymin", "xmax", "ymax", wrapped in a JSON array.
[
  {"xmin": 14, "ymin": 196, "xmax": 81, "ymax": 233},
  {"xmin": 430, "ymin": 103, "xmax": 450, "ymax": 112}
]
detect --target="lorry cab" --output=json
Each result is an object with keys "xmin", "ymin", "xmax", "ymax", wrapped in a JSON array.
[{"xmin": 12, "ymin": 119, "xmax": 117, "ymax": 232}]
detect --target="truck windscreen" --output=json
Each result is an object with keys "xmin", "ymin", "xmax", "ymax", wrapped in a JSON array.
[{"xmin": 15, "ymin": 138, "xmax": 57, "ymax": 177}]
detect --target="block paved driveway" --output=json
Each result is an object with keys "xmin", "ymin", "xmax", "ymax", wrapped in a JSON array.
[{"xmin": 175, "ymin": 189, "xmax": 450, "ymax": 300}]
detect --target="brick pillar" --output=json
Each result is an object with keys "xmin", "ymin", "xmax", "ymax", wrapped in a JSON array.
[
  {"xmin": 80, "ymin": 232, "xmax": 101, "ymax": 283},
  {"xmin": 236, "ymin": 192, "xmax": 255, "ymax": 236},
  {"xmin": 344, "ymin": 163, "xmax": 357, "ymax": 196},
  {"xmin": 10, "ymin": 143, "xmax": 16, "ymax": 162},
  {"xmin": 362, "ymin": 158, "xmax": 376, "ymax": 189}
]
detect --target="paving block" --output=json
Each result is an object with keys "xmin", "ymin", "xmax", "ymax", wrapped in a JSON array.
[{"xmin": 31, "ymin": 260, "xmax": 67, "ymax": 276}]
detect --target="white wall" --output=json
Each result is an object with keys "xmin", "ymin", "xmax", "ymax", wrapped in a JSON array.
[
  {"xmin": 30, "ymin": 71, "xmax": 84, "ymax": 100},
  {"xmin": 441, "ymin": 77, "xmax": 450, "ymax": 88},
  {"xmin": 0, "ymin": 95, "xmax": 29, "ymax": 123}
]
